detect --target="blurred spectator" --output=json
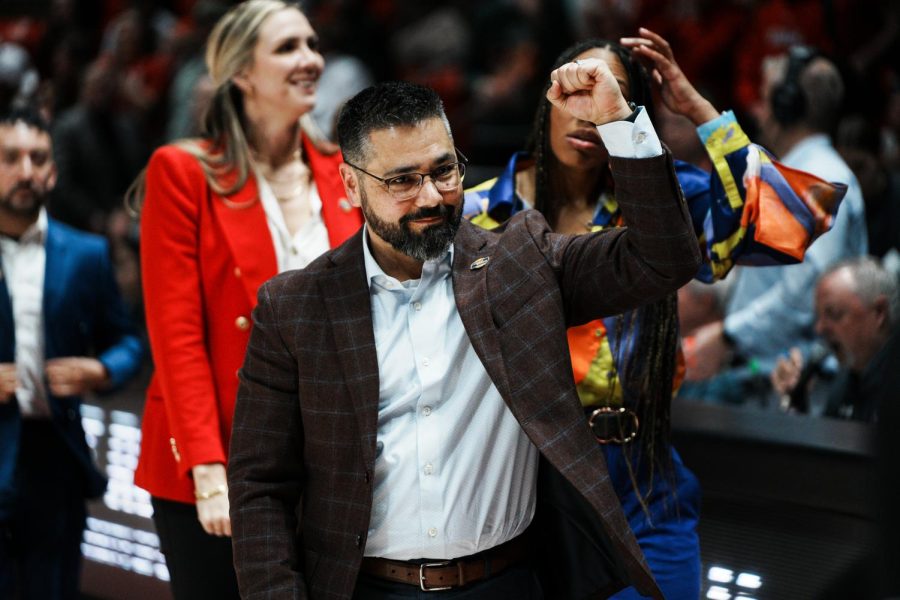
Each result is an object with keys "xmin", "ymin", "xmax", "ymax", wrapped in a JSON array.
[
  {"xmin": 48, "ymin": 59, "xmax": 147, "ymax": 235},
  {"xmin": 836, "ymin": 114, "xmax": 900, "ymax": 258},
  {"xmin": 771, "ymin": 257, "xmax": 899, "ymax": 421},
  {"xmin": 32, "ymin": 0, "xmax": 105, "ymax": 116},
  {"xmin": 0, "ymin": 107, "xmax": 142, "ymax": 600},
  {"xmin": 636, "ymin": 0, "xmax": 750, "ymax": 109},
  {"xmin": 678, "ymin": 279, "xmax": 730, "ymax": 337},
  {"xmin": 684, "ymin": 49, "xmax": 868, "ymax": 404},
  {"xmin": 101, "ymin": 3, "xmax": 176, "ymax": 146},
  {"xmin": 466, "ymin": 2, "xmax": 541, "ymax": 163},
  {"xmin": 307, "ymin": 0, "xmax": 374, "ymax": 142},
  {"xmin": 165, "ymin": 0, "xmax": 230, "ymax": 140},
  {"xmin": 0, "ymin": 42, "xmax": 39, "ymax": 112},
  {"xmin": 732, "ymin": 0, "xmax": 835, "ymax": 113},
  {"xmin": 776, "ymin": 257, "xmax": 900, "ymax": 600}
]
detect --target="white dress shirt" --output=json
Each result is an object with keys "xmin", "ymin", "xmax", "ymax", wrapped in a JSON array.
[
  {"xmin": 255, "ymin": 169, "xmax": 331, "ymax": 273},
  {"xmin": 362, "ymin": 108, "xmax": 662, "ymax": 560},
  {"xmin": 362, "ymin": 229, "xmax": 539, "ymax": 560},
  {"xmin": 0, "ymin": 208, "xmax": 50, "ymax": 417}
]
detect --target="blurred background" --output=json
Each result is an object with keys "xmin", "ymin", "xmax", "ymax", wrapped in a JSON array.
[{"xmin": 1, "ymin": 1, "xmax": 897, "ymax": 598}]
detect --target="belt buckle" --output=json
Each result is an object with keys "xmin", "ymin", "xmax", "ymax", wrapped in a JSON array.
[
  {"xmin": 419, "ymin": 561, "xmax": 453, "ymax": 592},
  {"xmin": 588, "ymin": 406, "xmax": 639, "ymax": 444}
]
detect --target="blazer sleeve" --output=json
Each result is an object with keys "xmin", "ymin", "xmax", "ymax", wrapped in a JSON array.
[
  {"xmin": 543, "ymin": 150, "xmax": 702, "ymax": 326},
  {"xmin": 90, "ymin": 236, "xmax": 143, "ymax": 389},
  {"xmin": 141, "ymin": 146, "xmax": 226, "ymax": 475},
  {"xmin": 229, "ymin": 278, "xmax": 307, "ymax": 599}
]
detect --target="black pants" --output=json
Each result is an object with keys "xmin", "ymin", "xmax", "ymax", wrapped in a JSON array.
[
  {"xmin": 352, "ymin": 563, "xmax": 543, "ymax": 600},
  {"xmin": 0, "ymin": 420, "xmax": 87, "ymax": 600},
  {"xmin": 151, "ymin": 496, "xmax": 240, "ymax": 600}
]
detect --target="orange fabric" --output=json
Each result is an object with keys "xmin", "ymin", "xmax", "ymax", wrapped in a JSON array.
[
  {"xmin": 134, "ymin": 140, "xmax": 362, "ymax": 504},
  {"xmin": 747, "ymin": 179, "xmax": 811, "ymax": 261},
  {"xmin": 567, "ymin": 319, "xmax": 605, "ymax": 385}
]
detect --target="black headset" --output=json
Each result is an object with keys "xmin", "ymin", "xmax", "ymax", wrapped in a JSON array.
[{"xmin": 770, "ymin": 45, "xmax": 819, "ymax": 126}]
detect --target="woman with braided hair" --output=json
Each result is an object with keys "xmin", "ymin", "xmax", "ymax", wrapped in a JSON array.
[{"xmin": 464, "ymin": 28, "xmax": 846, "ymax": 599}]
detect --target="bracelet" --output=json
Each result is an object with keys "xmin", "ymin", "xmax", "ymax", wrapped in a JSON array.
[{"xmin": 194, "ymin": 484, "xmax": 227, "ymax": 501}]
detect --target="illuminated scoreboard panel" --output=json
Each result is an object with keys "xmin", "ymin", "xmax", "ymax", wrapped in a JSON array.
[{"xmin": 80, "ymin": 404, "xmax": 172, "ymax": 599}]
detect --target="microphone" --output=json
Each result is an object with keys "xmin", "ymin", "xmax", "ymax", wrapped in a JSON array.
[{"xmin": 788, "ymin": 342, "xmax": 831, "ymax": 413}]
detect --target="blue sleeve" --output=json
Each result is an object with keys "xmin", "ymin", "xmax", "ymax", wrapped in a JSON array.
[{"xmin": 90, "ymin": 239, "xmax": 144, "ymax": 390}]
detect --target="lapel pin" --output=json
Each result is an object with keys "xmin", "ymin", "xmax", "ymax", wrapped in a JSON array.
[
  {"xmin": 338, "ymin": 198, "xmax": 353, "ymax": 213},
  {"xmin": 469, "ymin": 257, "xmax": 490, "ymax": 270}
]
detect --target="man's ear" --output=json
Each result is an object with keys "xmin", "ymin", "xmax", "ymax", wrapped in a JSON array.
[
  {"xmin": 873, "ymin": 295, "xmax": 890, "ymax": 330},
  {"xmin": 339, "ymin": 163, "xmax": 362, "ymax": 208},
  {"xmin": 46, "ymin": 162, "xmax": 58, "ymax": 192}
]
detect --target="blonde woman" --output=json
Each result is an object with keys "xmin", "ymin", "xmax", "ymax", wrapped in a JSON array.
[{"xmin": 131, "ymin": 2, "xmax": 362, "ymax": 597}]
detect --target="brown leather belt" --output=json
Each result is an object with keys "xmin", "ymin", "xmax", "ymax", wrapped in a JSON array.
[{"xmin": 360, "ymin": 532, "xmax": 531, "ymax": 592}]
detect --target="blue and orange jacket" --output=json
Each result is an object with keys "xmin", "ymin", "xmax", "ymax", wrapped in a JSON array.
[{"xmin": 464, "ymin": 111, "xmax": 847, "ymax": 406}]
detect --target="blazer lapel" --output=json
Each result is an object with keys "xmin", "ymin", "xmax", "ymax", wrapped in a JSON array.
[
  {"xmin": 0, "ymin": 262, "xmax": 12, "ymax": 362},
  {"xmin": 210, "ymin": 175, "xmax": 278, "ymax": 308},
  {"xmin": 42, "ymin": 221, "xmax": 67, "ymax": 361},
  {"xmin": 318, "ymin": 230, "xmax": 381, "ymax": 468},
  {"xmin": 451, "ymin": 221, "xmax": 511, "ymax": 398}
]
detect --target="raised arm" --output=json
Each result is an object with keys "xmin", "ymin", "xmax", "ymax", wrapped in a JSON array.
[
  {"xmin": 621, "ymin": 28, "xmax": 846, "ymax": 283},
  {"xmin": 545, "ymin": 58, "xmax": 701, "ymax": 324}
]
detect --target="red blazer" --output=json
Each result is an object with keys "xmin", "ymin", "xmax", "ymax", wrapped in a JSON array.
[{"xmin": 134, "ymin": 136, "xmax": 362, "ymax": 504}]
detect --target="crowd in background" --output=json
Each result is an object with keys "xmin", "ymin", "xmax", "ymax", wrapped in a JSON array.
[{"xmin": 1, "ymin": 0, "xmax": 898, "ymax": 406}]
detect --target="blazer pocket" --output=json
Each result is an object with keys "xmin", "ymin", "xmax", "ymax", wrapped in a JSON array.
[{"xmin": 491, "ymin": 273, "xmax": 550, "ymax": 328}]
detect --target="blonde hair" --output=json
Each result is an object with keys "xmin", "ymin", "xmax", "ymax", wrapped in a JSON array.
[{"xmin": 126, "ymin": 0, "xmax": 328, "ymax": 212}]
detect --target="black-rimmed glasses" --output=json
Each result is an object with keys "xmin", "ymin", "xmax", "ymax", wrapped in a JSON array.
[{"xmin": 344, "ymin": 149, "xmax": 468, "ymax": 200}]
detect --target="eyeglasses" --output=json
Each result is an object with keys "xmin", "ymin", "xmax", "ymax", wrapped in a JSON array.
[{"xmin": 344, "ymin": 149, "xmax": 468, "ymax": 200}]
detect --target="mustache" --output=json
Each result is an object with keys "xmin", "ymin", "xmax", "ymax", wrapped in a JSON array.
[
  {"xmin": 10, "ymin": 182, "xmax": 38, "ymax": 195},
  {"xmin": 400, "ymin": 204, "xmax": 454, "ymax": 225}
]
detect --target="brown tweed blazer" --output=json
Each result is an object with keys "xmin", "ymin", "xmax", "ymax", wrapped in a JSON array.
[{"xmin": 229, "ymin": 150, "xmax": 701, "ymax": 600}]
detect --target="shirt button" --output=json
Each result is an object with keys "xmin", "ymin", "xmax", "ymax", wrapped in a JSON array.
[
  {"xmin": 428, "ymin": 527, "xmax": 438, "ymax": 538},
  {"xmin": 422, "ymin": 358, "xmax": 430, "ymax": 367},
  {"xmin": 235, "ymin": 316, "xmax": 250, "ymax": 331},
  {"xmin": 291, "ymin": 247, "xmax": 299, "ymax": 255},
  {"xmin": 423, "ymin": 463, "xmax": 433, "ymax": 475},
  {"xmin": 413, "ymin": 302, "xmax": 422, "ymax": 311},
  {"xmin": 422, "ymin": 406, "xmax": 432, "ymax": 416},
  {"xmin": 635, "ymin": 131, "xmax": 647, "ymax": 144}
]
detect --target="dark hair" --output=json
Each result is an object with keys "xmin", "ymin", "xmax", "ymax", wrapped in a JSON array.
[
  {"xmin": 526, "ymin": 39, "xmax": 677, "ymax": 507},
  {"xmin": 526, "ymin": 39, "xmax": 653, "ymax": 219},
  {"xmin": 0, "ymin": 107, "xmax": 51, "ymax": 136},
  {"xmin": 336, "ymin": 81, "xmax": 450, "ymax": 165}
]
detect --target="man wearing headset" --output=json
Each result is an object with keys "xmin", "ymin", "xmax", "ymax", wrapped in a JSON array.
[{"xmin": 684, "ymin": 47, "xmax": 869, "ymax": 402}]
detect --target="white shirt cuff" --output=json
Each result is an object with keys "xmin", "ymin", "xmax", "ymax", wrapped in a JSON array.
[{"xmin": 596, "ymin": 106, "xmax": 663, "ymax": 158}]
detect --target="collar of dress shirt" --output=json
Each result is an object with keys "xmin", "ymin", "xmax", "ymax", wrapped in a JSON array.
[
  {"xmin": 361, "ymin": 224, "xmax": 454, "ymax": 290},
  {"xmin": 0, "ymin": 206, "xmax": 48, "ymax": 245}
]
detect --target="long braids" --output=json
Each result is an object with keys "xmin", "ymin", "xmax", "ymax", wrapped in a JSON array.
[{"xmin": 528, "ymin": 39, "xmax": 679, "ymax": 509}]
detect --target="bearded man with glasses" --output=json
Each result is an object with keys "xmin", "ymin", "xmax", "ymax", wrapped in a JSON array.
[{"xmin": 228, "ymin": 66, "xmax": 701, "ymax": 600}]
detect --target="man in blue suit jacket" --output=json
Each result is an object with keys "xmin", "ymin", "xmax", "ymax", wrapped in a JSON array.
[{"xmin": 0, "ymin": 108, "xmax": 142, "ymax": 599}]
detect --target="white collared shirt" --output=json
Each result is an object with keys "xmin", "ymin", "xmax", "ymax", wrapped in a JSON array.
[
  {"xmin": 362, "ymin": 228, "xmax": 539, "ymax": 560},
  {"xmin": 255, "ymin": 169, "xmax": 331, "ymax": 272},
  {"xmin": 0, "ymin": 208, "xmax": 50, "ymax": 417}
]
